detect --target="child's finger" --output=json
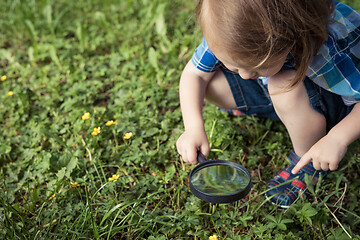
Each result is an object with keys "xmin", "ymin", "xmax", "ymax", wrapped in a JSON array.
[
  {"xmin": 329, "ymin": 162, "xmax": 338, "ymax": 171},
  {"xmin": 291, "ymin": 153, "xmax": 312, "ymax": 174},
  {"xmin": 187, "ymin": 148, "xmax": 198, "ymax": 165},
  {"xmin": 320, "ymin": 162, "xmax": 330, "ymax": 171},
  {"xmin": 200, "ymin": 145, "xmax": 210, "ymax": 159}
]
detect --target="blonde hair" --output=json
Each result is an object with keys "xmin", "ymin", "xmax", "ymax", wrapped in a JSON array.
[{"xmin": 197, "ymin": 0, "xmax": 334, "ymax": 88}]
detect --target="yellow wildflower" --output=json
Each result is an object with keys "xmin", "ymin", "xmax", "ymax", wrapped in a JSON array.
[
  {"xmin": 209, "ymin": 235, "xmax": 218, "ymax": 240},
  {"xmin": 91, "ymin": 127, "xmax": 101, "ymax": 136},
  {"xmin": 8, "ymin": 91, "xmax": 14, "ymax": 96},
  {"xmin": 123, "ymin": 132, "xmax": 133, "ymax": 140},
  {"xmin": 82, "ymin": 112, "xmax": 90, "ymax": 120},
  {"xmin": 105, "ymin": 120, "xmax": 117, "ymax": 126},
  {"xmin": 108, "ymin": 174, "xmax": 120, "ymax": 182},
  {"xmin": 1, "ymin": 75, "xmax": 6, "ymax": 81},
  {"xmin": 70, "ymin": 182, "xmax": 80, "ymax": 187},
  {"xmin": 48, "ymin": 193, "xmax": 55, "ymax": 200}
]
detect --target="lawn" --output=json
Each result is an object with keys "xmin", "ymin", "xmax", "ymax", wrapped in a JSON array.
[{"xmin": 1, "ymin": 0, "xmax": 360, "ymax": 239}]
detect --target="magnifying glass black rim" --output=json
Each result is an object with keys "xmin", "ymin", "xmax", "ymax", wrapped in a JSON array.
[{"xmin": 189, "ymin": 160, "xmax": 251, "ymax": 204}]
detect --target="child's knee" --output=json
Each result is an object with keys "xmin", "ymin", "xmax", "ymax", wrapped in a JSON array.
[
  {"xmin": 205, "ymin": 70, "xmax": 237, "ymax": 109},
  {"xmin": 268, "ymin": 70, "xmax": 297, "ymax": 95},
  {"xmin": 268, "ymin": 70, "xmax": 307, "ymax": 112}
]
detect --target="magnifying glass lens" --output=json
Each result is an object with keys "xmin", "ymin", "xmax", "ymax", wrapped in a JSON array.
[{"xmin": 190, "ymin": 165, "xmax": 250, "ymax": 195}]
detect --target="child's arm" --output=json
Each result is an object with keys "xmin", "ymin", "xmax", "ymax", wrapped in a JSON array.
[
  {"xmin": 292, "ymin": 102, "xmax": 360, "ymax": 173},
  {"xmin": 176, "ymin": 60, "xmax": 216, "ymax": 164}
]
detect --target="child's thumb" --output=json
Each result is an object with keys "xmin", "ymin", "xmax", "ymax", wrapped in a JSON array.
[{"xmin": 199, "ymin": 144, "xmax": 210, "ymax": 158}]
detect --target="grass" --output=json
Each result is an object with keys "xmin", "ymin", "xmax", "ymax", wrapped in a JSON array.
[{"xmin": 0, "ymin": 0, "xmax": 360, "ymax": 239}]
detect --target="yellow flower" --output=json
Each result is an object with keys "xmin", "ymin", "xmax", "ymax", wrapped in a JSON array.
[
  {"xmin": 108, "ymin": 174, "xmax": 120, "ymax": 182},
  {"xmin": 70, "ymin": 182, "xmax": 80, "ymax": 187},
  {"xmin": 123, "ymin": 132, "xmax": 133, "ymax": 140},
  {"xmin": 82, "ymin": 112, "xmax": 90, "ymax": 120},
  {"xmin": 105, "ymin": 120, "xmax": 117, "ymax": 126},
  {"xmin": 48, "ymin": 193, "xmax": 55, "ymax": 200},
  {"xmin": 91, "ymin": 127, "xmax": 101, "ymax": 136},
  {"xmin": 1, "ymin": 75, "xmax": 6, "ymax": 81},
  {"xmin": 209, "ymin": 235, "xmax": 218, "ymax": 240},
  {"xmin": 8, "ymin": 91, "xmax": 14, "ymax": 96}
]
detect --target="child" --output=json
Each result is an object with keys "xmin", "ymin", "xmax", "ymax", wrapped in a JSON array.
[{"xmin": 176, "ymin": 0, "xmax": 360, "ymax": 207}]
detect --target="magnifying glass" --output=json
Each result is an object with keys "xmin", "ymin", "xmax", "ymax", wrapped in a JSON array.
[{"xmin": 189, "ymin": 152, "xmax": 251, "ymax": 204}]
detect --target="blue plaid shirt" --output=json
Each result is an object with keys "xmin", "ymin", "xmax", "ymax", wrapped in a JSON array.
[{"xmin": 191, "ymin": 1, "xmax": 360, "ymax": 105}]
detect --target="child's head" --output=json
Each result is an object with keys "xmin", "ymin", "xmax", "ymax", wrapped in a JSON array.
[{"xmin": 197, "ymin": 0, "xmax": 333, "ymax": 86}]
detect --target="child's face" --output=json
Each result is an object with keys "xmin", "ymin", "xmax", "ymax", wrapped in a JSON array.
[{"xmin": 215, "ymin": 51, "xmax": 289, "ymax": 80}]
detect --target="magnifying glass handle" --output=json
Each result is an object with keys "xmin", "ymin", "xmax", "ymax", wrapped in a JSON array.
[{"xmin": 197, "ymin": 151, "xmax": 207, "ymax": 163}]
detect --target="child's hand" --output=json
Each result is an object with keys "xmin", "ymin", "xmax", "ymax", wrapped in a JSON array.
[
  {"xmin": 176, "ymin": 129, "xmax": 210, "ymax": 165},
  {"xmin": 292, "ymin": 134, "xmax": 347, "ymax": 174}
]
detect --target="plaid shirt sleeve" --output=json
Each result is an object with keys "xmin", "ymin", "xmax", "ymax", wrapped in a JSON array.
[
  {"xmin": 306, "ymin": 1, "xmax": 360, "ymax": 106},
  {"xmin": 191, "ymin": 37, "xmax": 221, "ymax": 72}
]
